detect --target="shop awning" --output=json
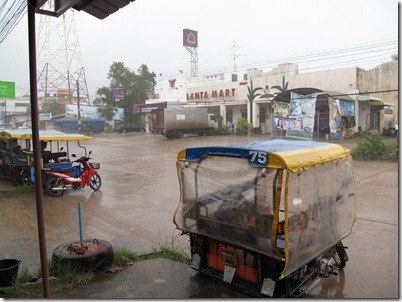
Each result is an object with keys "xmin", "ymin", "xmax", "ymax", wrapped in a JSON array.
[
  {"xmin": 323, "ymin": 91, "xmax": 354, "ymax": 101},
  {"xmin": 357, "ymin": 95, "xmax": 389, "ymax": 107},
  {"xmin": 357, "ymin": 95, "xmax": 382, "ymax": 102},
  {"xmin": 370, "ymin": 101, "xmax": 386, "ymax": 106}
]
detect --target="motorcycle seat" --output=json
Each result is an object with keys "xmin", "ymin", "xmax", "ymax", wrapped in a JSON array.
[{"xmin": 48, "ymin": 167, "xmax": 75, "ymax": 173}]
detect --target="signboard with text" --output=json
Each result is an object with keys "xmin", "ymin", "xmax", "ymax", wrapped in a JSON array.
[
  {"xmin": 113, "ymin": 88, "xmax": 125, "ymax": 102},
  {"xmin": 0, "ymin": 81, "xmax": 15, "ymax": 99},
  {"xmin": 66, "ymin": 104, "xmax": 124, "ymax": 120},
  {"xmin": 133, "ymin": 102, "xmax": 167, "ymax": 114}
]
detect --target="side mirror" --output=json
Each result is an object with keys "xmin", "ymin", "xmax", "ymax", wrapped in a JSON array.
[
  {"xmin": 71, "ymin": 154, "xmax": 76, "ymax": 158},
  {"xmin": 60, "ymin": 147, "xmax": 64, "ymax": 151},
  {"xmin": 89, "ymin": 151, "xmax": 92, "ymax": 156}
]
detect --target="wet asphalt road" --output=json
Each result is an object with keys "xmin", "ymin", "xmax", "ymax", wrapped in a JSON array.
[{"xmin": 0, "ymin": 132, "xmax": 398, "ymax": 298}]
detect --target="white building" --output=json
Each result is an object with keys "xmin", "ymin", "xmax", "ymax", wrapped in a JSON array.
[
  {"xmin": 147, "ymin": 61, "xmax": 398, "ymax": 137},
  {"xmin": 0, "ymin": 94, "xmax": 31, "ymax": 128}
]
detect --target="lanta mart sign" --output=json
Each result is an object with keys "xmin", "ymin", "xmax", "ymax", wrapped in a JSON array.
[{"xmin": 187, "ymin": 88, "xmax": 236, "ymax": 101}]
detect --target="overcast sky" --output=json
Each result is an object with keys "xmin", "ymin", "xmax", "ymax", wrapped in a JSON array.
[{"xmin": 0, "ymin": 0, "xmax": 398, "ymax": 98}]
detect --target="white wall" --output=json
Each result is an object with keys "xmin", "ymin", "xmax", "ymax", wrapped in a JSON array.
[{"xmin": 293, "ymin": 68, "xmax": 357, "ymax": 91}]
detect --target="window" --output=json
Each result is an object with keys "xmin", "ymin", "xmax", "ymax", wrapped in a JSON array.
[
  {"xmin": 226, "ymin": 109, "xmax": 233, "ymax": 123},
  {"xmin": 241, "ymin": 109, "xmax": 247, "ymax": 119}
]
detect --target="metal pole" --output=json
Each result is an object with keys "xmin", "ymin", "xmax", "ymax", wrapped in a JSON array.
[
  {"xmin": 27, "ymin": 1, "xmax": 50, "ymax": 297},
  {"xmin": 77, "ymin": 80, "xmax": 81, "ymax": 132}
]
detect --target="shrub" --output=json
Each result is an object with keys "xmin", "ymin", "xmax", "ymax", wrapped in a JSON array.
[
  {"xmin": 215, "ymin": 114, "xmax": 230, "ymax": 135},
  {"xmin": 236, "ymin": 117, "xmax": 248, "ymax": 136},
  {"xmin": 352, "ymin": 131, "xmax": 387, "ymax": 160},
  {"xmin": 84, "ymin": 123, "xmax": 94, "ymax": 135}
]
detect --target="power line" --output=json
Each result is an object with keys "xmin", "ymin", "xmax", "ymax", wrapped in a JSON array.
[
  {"xmin": 202, "ymin": 39, "xmax": 397, "ymax": 75},
  {"xmin": 0, "ymin": 0, "xmax": 27, "ymax": 44},
  {"xmin": 157, "ymin": 38, "xmax": 397, "ymax": 81}
]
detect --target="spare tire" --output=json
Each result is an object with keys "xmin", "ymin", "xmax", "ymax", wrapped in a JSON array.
[{"xmin": 52, "ymin": 239, "xmax": 114, "ymax": 271}]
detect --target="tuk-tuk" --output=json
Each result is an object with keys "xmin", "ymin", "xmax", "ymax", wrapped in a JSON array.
[
  {"xmin": 0, "ymin": 129, "xmax": 33, "ymax": 182},
  {"xmin": 0, "ymin": 129, "xmax": 92, "ymax": 185},
  {"xmin": 19, "ymin": 130, "xmax": 93, "ymax": 185},
  {"xmin": 173, "ymin": 139, "xmax": 356, "ymax": 297}
]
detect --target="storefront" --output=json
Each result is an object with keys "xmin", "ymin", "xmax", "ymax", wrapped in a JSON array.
[{"xmin": 271, "ymin": 88, "xmax": 356, "ymax": 140}]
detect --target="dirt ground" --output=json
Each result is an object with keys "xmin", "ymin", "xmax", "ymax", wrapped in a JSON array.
[{"xmin": 0, "ymin": 133, "xmax": 398, "ymax": 298}]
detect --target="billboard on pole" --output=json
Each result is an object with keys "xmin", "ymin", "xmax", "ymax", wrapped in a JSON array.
[
  {"xmin": 113, "ymin": 88, "xmax": 125, "ymax": 102},
  {"xmin": 0, "ymin": 81, "xmax": 15, "ymax": 99},
  {"xmin": 183, "ymin": 29, "xmax": 198, "ymax": 47}
]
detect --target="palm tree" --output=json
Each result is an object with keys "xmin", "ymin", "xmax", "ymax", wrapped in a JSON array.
[
  {"xmin": 271, "ymin": 76, "xmax": 289, "ymax": 95},
  {"xmin": 247, "ymin": 80, "xmax": 263, "ymax": 125}
]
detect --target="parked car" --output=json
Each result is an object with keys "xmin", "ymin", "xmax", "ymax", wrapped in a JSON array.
[{"xmin": 116, "ymin": 124, "xmax": 146, "ymax": 133}]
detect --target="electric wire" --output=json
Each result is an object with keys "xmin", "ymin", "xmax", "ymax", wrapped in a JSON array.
[
  {"xmin": 0, "ymin": 0, "xmax": 27, "ymax": 44},
  {"xmin": 157, "ymin": 38, "xmax": 397, "ymax": 81}
]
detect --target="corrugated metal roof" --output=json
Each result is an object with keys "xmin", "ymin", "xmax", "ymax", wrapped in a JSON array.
[
  {"xmin": 36, "ymin": 0, "xmax": 136, "ymax": 19},
  {"xmin": 323, "ymin": 90, "xmax": 354, "ymax": 101},
  {"xmin": 357, "ymin": 95, "xmax": 382, "ymax": 102},
  {"xmin": 369, "ymin": 101, "xmax": 386, "ymax": 107},
  {"xmin": 72, "ymin": 0, "xmax": 136, "ymax": 20}
]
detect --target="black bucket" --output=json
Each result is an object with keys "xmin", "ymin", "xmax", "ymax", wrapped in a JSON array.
[{"xmin": 0, "ymin": 259, "xmax": 20, "ymax": 287}]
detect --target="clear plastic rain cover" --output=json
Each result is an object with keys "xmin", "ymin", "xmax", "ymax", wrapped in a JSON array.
[{"xmin": 174, "ymin": 154, "xmax": 355, "ymax": 274}]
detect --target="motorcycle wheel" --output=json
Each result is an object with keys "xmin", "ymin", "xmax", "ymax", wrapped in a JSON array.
[
  {"xmin": 20, "ymin": 170, "xmax": 34, "ymax": 187},
  {"xmin": 90, "ymin": 174, "xmax": 102, "ymax": 191},
  {"xmin": 46, "ymin": 176, "xmax": 65, "ymax": 197},
  {"xmin": 333, "ymin": 241, "xmax": 348, "ymax": 269}
]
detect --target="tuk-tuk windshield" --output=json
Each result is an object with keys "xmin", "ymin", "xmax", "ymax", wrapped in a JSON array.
[{"xmin": 175, "ymin": 155, "xmax": 279, "ymax": 258}]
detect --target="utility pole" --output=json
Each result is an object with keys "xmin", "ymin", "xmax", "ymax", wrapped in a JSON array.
[
  {"xmin": 1, "ymin": 99, "xmax": 6, "ymax": 126},
  {"xmin": 77, "ymin": 80, "xmax": 81, "ymax": 133}
]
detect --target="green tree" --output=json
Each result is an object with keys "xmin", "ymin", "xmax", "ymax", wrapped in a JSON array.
[
  {"xmin": 247, "ymin": 80, "xmax": 263, "ymax": 125},
  {"xmin": 97, "ymin": 104, "xmax": 117, "ymax": 121},
  {"xmin": 271, "ymin": 76, "xmax": 289, "ymax": 95},
  {"xmin": 93, "ymin": 86, "xmax": 112, "ymax": 106},
  {"xmin": 40, "ymin": 98, "xmax": 65, "ymax": 116},
  {"xmin": 95, "ymin": 62, "xmax": 157, "ymax": 123}
]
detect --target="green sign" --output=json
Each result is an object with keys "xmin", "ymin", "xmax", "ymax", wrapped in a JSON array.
[{"xmin": 0, "ymin": 81, "xmax": 15, "ymax": 99}]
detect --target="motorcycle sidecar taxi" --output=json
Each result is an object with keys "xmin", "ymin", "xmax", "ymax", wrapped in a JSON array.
[{"xmin": 173, "ymin": 139, "xmax": 356, "ymax": 297}]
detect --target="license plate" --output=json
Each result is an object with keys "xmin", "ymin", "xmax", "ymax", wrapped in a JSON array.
[{"xmin": 221, "ymin": 248, "xmax": 238, "ymax": 267}]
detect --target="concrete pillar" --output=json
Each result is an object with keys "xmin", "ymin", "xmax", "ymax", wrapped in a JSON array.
[
  {"xmin": 220, "ymin": 104, "xmax": 227, "ymax": 125},
  {"xmin": 254, "ymin": 102, "xmax": 260, "ymax": 129}
]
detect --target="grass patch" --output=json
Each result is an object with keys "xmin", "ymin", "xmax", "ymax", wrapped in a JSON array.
[
  {"xmin": 0, "ymin": 240, "xmax": 190, "ymax": 299},
  {"xmin": 14, "ymin": 184, "xmax": 36, "ymax": 194}
]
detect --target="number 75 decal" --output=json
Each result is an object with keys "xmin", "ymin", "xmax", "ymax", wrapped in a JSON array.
[{"xmin": 249, "ymin": 150, "xmax": 268, "ymax": 165}]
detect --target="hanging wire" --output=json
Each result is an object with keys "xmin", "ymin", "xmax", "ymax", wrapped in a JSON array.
[{"xmin": 0, "ymin": 0, "xmax": 27, "ymax": 44}]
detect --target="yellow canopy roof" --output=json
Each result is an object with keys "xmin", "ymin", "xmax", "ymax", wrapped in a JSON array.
[
  {"xmin": 0, "ymin": 130, "xmax": 92, "ymax": 142},
  {"xmin": 178, "ymin": 139, "xmax": 351, "ymax": 172}
]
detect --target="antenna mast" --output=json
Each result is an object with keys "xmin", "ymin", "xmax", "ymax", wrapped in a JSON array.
[{"xmin": 230, "ymin": 41, "xmax": 245, "ymax": 72}]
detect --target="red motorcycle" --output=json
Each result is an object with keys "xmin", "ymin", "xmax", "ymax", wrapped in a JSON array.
[{"xmin": 44, "ymin": 151, "xmax": 101, "ymax": 197}]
